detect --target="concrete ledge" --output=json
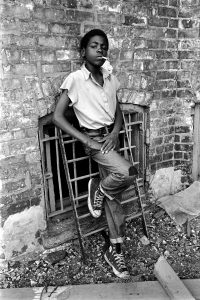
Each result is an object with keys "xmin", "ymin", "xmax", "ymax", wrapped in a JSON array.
[
  {"xmin": 154, "ymin": 256, "xmax": 195, "ymax": 300},
  {"xmin": 0, "ymin": 279, "xmax": 200, "ymax": 300}
]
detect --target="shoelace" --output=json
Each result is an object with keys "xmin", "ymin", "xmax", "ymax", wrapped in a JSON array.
[
  {"xmin": 113, "ymin": 252, "xmax": 127, "ymax": 270},
  {"xmin": 94, "ymin": 188, "xmax": 104, "ymax": 208}
]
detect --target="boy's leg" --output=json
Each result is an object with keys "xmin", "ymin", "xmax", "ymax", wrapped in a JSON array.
[
  {"xmin": 98, "ymin": 166, "xmax": 130, "ymax": 279},
  {"xmin": 91, "ymin": 149, "xmax": 137, "ymax": 200}
]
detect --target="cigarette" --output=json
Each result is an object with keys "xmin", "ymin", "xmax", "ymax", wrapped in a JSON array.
[{"xmin": 102, "ymin": 56, "xmax": 108, "ymax": 60}]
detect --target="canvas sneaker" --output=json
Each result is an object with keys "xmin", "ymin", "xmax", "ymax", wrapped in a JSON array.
[
  {"xmin": 104, "ymin": 245, "xmax": 130, "ymax": 279},
  {"xmin": 88, "ymin": 178, "xmax": 105, "ymax": 218}
]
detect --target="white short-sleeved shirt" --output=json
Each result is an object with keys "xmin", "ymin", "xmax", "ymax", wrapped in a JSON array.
[{"xmin": 60, "ymin": 64, "xmax": 120, "ymax": 129}]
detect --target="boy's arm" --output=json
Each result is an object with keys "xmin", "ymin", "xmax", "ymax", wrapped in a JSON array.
[
  {"xmin": 53, "ymin": 90, "xmax": 101, "ymax": 150},
  {"xmin": 112, "ymin": 98, "xmax": 123, "ymax": 135},
  {"xmin": 100, "ymin": 96, "xmax": 123, "ymax": 154}
]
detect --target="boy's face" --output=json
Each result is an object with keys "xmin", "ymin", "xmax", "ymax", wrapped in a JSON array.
[{"xmin": 82, "ymin": 35, "xmax": 108, "ymax": 67}]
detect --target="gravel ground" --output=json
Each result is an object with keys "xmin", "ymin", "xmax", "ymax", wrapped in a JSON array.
[{"xmin": 1, "ymin": 201, "xmax": 200, "ymax": 289}]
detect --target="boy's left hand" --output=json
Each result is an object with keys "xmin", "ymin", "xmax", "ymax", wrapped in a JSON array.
[{"xmin": 99, "ymin": 132, "xmax": 118, "ymax": 154}]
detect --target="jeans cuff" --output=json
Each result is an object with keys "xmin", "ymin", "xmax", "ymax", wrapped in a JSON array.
[
  {"xmin": 100, "ymin": 183, "xmax": 114, "ymax": 201},
  {"xmin": 110, "ymin": 237, "xmax": 124, "ymax": 243}
]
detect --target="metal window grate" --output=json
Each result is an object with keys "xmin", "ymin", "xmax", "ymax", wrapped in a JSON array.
[{"xmin": 39, "ymin": 104, "xmax": 149, "ymax": 220}]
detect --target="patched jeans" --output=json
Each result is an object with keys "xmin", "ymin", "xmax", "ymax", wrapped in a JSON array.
[{"xmin": 82, "ymin": 129, "xmax": 137, "ymax": 244}]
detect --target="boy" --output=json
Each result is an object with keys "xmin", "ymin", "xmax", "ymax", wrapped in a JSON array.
[{"xmin": 53, "ymin": 29, "xmax": 137, "ymax": 279}]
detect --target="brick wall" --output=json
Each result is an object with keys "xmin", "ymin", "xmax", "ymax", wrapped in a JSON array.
[{"xmin": 0, "ymin": 0, "xmax": 199, "ymax": 258}]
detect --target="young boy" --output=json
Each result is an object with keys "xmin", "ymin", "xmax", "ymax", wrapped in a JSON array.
[{"xmin": 53, "ymin": 29, "xmax": 137, "ymax": 279}]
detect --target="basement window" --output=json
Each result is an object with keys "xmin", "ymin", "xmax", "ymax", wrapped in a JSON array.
[{"xmin": 38, "ymin": 104, "xmax": 148, "ymax": 220}]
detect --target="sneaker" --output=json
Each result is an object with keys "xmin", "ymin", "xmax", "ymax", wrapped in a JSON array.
[
  {"xmin": 104, "ymin": 245, "xmax": 130, "ymax": 279},
  {"xmin": 88, "ymin": 178, "xmax": 104, "ymax": 218}
]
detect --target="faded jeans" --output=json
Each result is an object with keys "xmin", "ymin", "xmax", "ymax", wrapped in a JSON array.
[{"xmin": 82, "ymin": 128, "xmax": 137, "ymax": 244}]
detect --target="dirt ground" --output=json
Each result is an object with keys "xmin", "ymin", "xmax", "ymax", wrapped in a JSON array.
[{"xmin": 1, "ymin": 199, "xmax": 200, "ymax": 289}]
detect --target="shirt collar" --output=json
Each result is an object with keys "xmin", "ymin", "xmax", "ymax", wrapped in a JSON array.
[{"xmin": 81, "ymin": 63, "xmax": 111, "ymax": 80}]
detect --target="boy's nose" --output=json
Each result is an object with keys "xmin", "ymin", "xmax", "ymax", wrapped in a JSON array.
[{"xmin": 97, "ymin": 47, "xmax": 103, "ymax": 53}]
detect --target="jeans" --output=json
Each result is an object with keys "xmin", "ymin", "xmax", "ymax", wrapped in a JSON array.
[{"xmin": 82, "ymin": 128, "xmax": 137, "ymax": 244}]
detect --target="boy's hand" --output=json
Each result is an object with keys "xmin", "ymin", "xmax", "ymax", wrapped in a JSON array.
[
  {"xmin": 87, "ymin": 138, "xmax": 102, "ymax": 151},
  {"xmin": 99, "ymin": 132, "xmax": 118, "ymax": 154}
]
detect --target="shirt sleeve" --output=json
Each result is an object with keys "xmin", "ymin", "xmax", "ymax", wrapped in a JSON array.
[{"xmin": 60, "ymin": 73, "xmax": 78, "ymax": 104}]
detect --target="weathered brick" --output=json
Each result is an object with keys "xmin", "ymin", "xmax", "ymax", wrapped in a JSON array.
[
  {"xmin": 42, "ymin": 63, "xmax": 71, "ymax": 73},
  {"xmin": 181, "ymin": 135, "xmax": 192, "ymax": 143},
  {"xmin": 174, "ymin": 134, "xmax": 181, "ymax": 143},
  {"xmin": 175, "ymin": 125, "xmax": 190, "ymax": 134},
  {"xmin": 20, "ymin": 50, "xmax": 31, "ymax": 63},
  {"xmin": 158, "ymin": 126, "xmax": 175, "ymax": 135},
  {"xmin": 16, "ymin": 35, "xmax": 36, "ymax": 47},
  {"xmin": 157, "ymin": 160, "xmax": 174, "ymax": 169},
  {"xmin": 150, "ymin": 154, "xmax": 162, "ymax": 163},
  {"xmin": 164, "ymin": 144, "xmax": 173, "ymax": 152},
  {"xmin": 177, "ymin": 89, "xmax": 193, "ymax": 99},
  {"xmin": 163, "ymin": 152, "xmax": 173, "ymax": 160},
  {"xmin": 62, "ymin": 0, "xmax": 77, "ymax": 8},
  {"xmin": 147, "ymin": 40, "xmax": 167, "ymax": 49},
  {"xmin": 168, "ymin": 19, "xmax": 178, "ymax": 28},
  {"xmin": 45, "ymin": 8, "xmax": 66, "ymax": 22},
  {"xmin": 51, "ymin": 23, "xmax": 66, "ymax": 34},
  {"xmin": 156, "ymin": 50, "xmax": 177, "ymax": 59},
  {"xmin": 174, "ymin": 152, "xmax": 183, "ymax": 159},
  {"xmin": 174, "ymin": 143, "xmax": 192, "ymax": 151},
  {"xmin": 13, "ymin": 64, "xmax": 37, "ymax": 75},
  {"xmin": 3, "ymin": 50, "xmax": 20, "ymax": 64},
  {"xmin": 179, "ymin": 39, "xmax": 200, "ymax": 51},
  {"xmin": 152, "ymin": 137, "xmax": 163, "ymax": 146},
  {"xmin": 134, "ymin": 50, "xmax": 155, "ymax": 60},
  {"xmin": 164, "ymin": 29, "xmax": 177, "ymax": 38},
  {"xmin": 178, "ymin": 28, "xmax": 199, "ymax": 39},
  {"xmin": 65, "ymin": 9, "xmax": 94, "ymax": 22},
  {"xmin": 38, "ymin": 36, "xmax": 66, "ymax": 48},
  {"xmin": 177, "ymin": 80, "xmax": 191, "ymax": 88},
  {"xmin": 169, "ymin": 0, "xmax": 178, "ymax": 7},
  {"xmin": 1, "ymin": 4, "xmax": 31, "ymax": 19},
  {"xmin": 168, "ymin": 117, "xmax": 176, "ymax": 125},
  {"xmin": 161, "ymin": 90, "xmax": 176, "ymax": 98},
  {"xmin": 3, "ymin": 78, "xmax": 21, "ymax": 90},
  {"xmin": 56, "ymin": 49, "xmax": 79, "ymax": 60},
  {"xmin": 158, "ymin": 7, "xmax": 177, "ymax": 18},
  {"xmin": 124, "ymin": 16, "xmax": 147, "ymax": 26},
  {"xmin": 166, "ymin": 60, "xmax": 180, "ymax": 69},
  {"xmin": 156, "ymin": 71, "xmax": 176, "ymax": 80},
  {"xmin": 148, "ymin": 17, "xmax": 168, "ymax": 27},
  {"xmin": 20, "ymin": 20, "xmax": 49, "ymax": 33},
  {"xmin": 181, "ymin": 19, "xmax": 196, "ymax": 29},
  {"xmin": 155, "ymin": 145, "xmax": 164, "ymax": 155}
]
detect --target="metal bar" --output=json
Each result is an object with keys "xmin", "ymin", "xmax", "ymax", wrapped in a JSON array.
[
  {"xmin": 45, "ymin": 140, "xmax": 56, "ymax": 213},
  {"xmin": 122, "ymin": 112, "xmax": 149, "ymax": 238},
  {"xmin": 55, "ymin": 127, "xmax": 64, "ymax": 211},
  {"xmin": 57, "ymin": 128, "xmax": 86, "ymax": 262},
  {"xmin": 72, "ymin": 140, "xmax": 79, "ymax": 204},
  {"xmin": 69, "ymin": 172, "xmax": 99, "ymax": 182}
]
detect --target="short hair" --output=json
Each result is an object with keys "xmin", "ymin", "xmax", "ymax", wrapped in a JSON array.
[{"xmin": 80, "ymin": 29, "xmax": 109, "ymax": 50}]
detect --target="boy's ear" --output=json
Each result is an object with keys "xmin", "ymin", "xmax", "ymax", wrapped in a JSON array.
[{"xmin": 80, "ymin": 48, "xmax": 86, "ymax": 59}]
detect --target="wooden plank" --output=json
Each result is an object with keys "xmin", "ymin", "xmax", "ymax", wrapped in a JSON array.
[{"xmin": 154, "ymin": 256, "xmax": 195, "ymax": 300}]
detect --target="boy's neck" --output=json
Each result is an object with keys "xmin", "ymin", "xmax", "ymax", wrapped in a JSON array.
[{"xmin": 85, "ymin": 61, "xmax": 101, "ymax": 75}]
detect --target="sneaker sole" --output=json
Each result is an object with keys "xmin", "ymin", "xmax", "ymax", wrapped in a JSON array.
[
  {"xmin": 104, "ymin": 253, "xmax": 130, "ymax": 279},
  {"xmin": 88, "ymin": 179, "xmax": 101, "ymax": 218}
]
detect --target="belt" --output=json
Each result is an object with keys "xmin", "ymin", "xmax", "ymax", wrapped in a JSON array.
[{"xmin": 81, "ymin": 124, "xmax": 114, "ymax": 135}]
